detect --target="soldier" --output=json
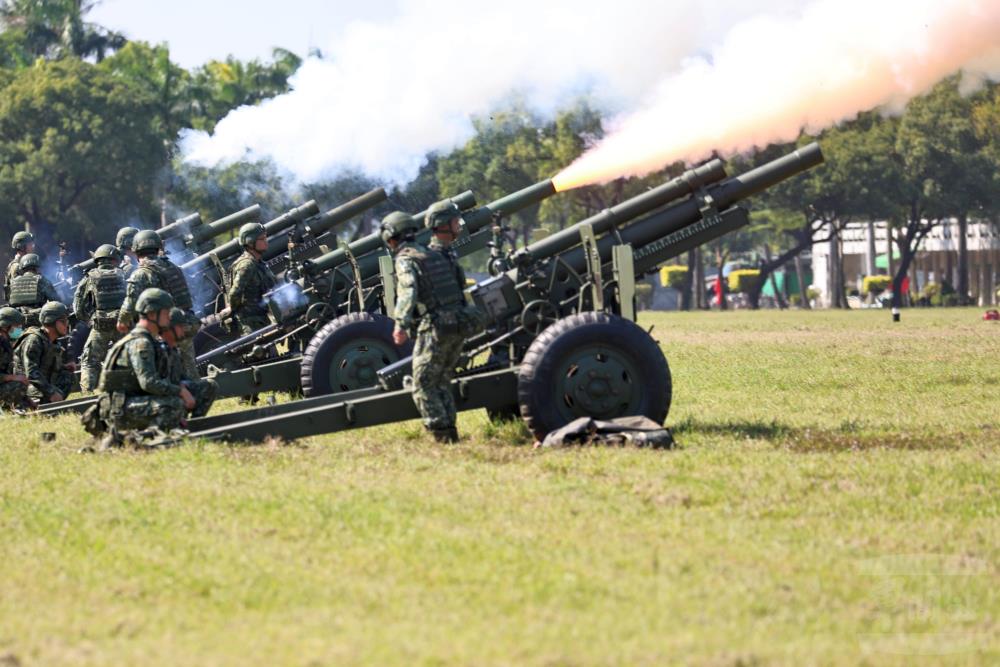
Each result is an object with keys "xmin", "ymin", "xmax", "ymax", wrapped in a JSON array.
[
  {"xmin": 13, "ymin": 301, "xmax": 74, "ymax": 405},
  {"xmin": 9, "ymin": 253, "xmax": 62, "ymax": 327},
  {"xmin": 161, "ymin": 307, "xmax": 217, "ymax": 419},
  {"xmin": 116, "ymin": 227, "xmax": 139, "ymax": 277},
  {"xmin": 0, "ymin": 307, "xmax": 31, "ymax": 410},
  {"xmin": 117, "ymin": 230, "xmax": 201, "ymax": 379},
  {"xmin": 4, "ymin": 231, "xmax": 34, "ymax": 303},
  {"xmin": 226, "ymin": 222, "xmax": 276, "ymax": 335},
  {"xmin": 389, "ymin": 203, "xmax": 483, "ymax": 443},
  {"xmin": 93, "ymin": 288, "xmax": 195, "ymax": 439},
  {"xmin": 73, "ymin": 244, "xmax": 127, "ymax": 391}
]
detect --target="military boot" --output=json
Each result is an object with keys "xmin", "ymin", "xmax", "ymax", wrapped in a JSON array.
[{"xmin": 431, "ymin": 426, "xmax": 459, "ymax": 444}]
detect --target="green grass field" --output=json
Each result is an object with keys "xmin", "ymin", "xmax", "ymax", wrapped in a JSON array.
[{"xmin": 1, "ymin": 309, "xmax": 997, "ymax": 665}]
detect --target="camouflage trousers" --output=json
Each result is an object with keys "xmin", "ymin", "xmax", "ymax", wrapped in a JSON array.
[
  {"xmin": 178, "ymin": 337, "xmax": 199, "ymax": 380},
  {"xmin": 183, "ymin": 378, "xmax": 218, "ymax": 419},
  {"xmin": 103, "ymin": 393, "xmax": 186, "ymax": 432},
  {"xmin": 411, "ymin": 327, "xmax": 465, "ymax": 431},
  {"xmin": 235, "ymin": 314, "xmax": 270, "ymax": 336},
  {"xmin": 0, "ymin": 379, "xmax": 27, "ymax": 409},
  {"xmin": 80, "ymin": 326, "xmax": 122, "ymax": 391},
  {"xmin": 27, "ymin": 371, "xmax": 73, "ymax": 404}
]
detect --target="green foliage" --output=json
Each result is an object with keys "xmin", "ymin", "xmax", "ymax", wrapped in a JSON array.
[
  {"xmin": 728, "ymin": 269, "xmax": 761, "ymax": 293},
  {"xmin": 862, "ymin": 275, "xmax": 892, "ymax": 295},
  {"xmin": 0, "ymin": 58, "xmax": 165, "ymax": 246},
  {"xmin": 634, "ymin": 282, "xmax": 653, "ymax": 309},
  {"xmin": 658, "ymin": 265, "xmax": 688, "ymax": 289},
  {"xmin": 169, "ymin": 158, "xmax": 294, "ymax": 223}
]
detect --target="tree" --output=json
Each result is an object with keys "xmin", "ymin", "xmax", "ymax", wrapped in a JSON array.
[
  {"xmin": 0, "ymin": 0, "xmax": 126, "ymax": 64},
  {"xmin": 168, "ymin": 158, "xmax": 294, "ymax": 225},
  {"xmin": 0, "ymin": 59, "xmax": 165, "ymax": 256}
]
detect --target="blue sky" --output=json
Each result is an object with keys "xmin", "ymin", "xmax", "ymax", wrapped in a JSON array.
[{"xmin": 90, "ymin": 0, "xmax": 398, "ymax": 67}]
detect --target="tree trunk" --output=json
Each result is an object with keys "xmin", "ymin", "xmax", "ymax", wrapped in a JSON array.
[
  {"xmin": 957, "ymin": 214, "xmax": 970, "ymax": 305},
  {"xmin": 693, "ymin": 246, "xmax": 705, "ymax": 309},
  {"xmin": 763, "ymin": 243, "xmax": 787, "ymax": 309},
  {"xmin": 794, "ymin": 252, "xmax": 811, "ymax": 309},
  {"xmin": 681, "ymin": 250, "xmax": 695, "ymax": 311}
]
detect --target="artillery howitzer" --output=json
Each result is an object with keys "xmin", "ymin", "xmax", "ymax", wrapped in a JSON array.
[
  {"xmin": 148, "ymin": 143, "xmax": 824, "ymax": 444},
  {"xmin": 193, "ymin": 178, "xmax": 558, "ymax": 395}
]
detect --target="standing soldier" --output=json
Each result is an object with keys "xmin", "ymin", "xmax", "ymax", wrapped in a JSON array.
[
  {"xmin": 227, "ymin": 223, "xmax": 276, "ymax": 334},
  {"xmin": 117, "ymin": 230, "xmax": 200, "ymax": 379},
  {"xmin": 389, "ymin": 203, "xmax": 483, "ymax": 443},
  {"xmin": 9, "ymin": 254, "xmax": 62, "ymax": 327},
  {"xmin": 13, "ymin": 301, "xmax": 74, "ymax": 405},
  {"xmin": 162, "ymin": 307, "xmax": 217, "ymax": 419},
  {"xmin": 0, "ymin": 307, "xmax": 31, "ymax": 410},
  {"xmin": 73, "ymin": 244, "xmax": 127, "ymax": 391},
  {"xmin": 89, "ymin": 288, "xmax": 195, "ymax": 443},
  {"xmin": 4, "ymin": 231, "xmax": 35, "ymax": 303},
  {"xmin": 116, "ymin": 227, "xmax": 139, "ymax": 277}
]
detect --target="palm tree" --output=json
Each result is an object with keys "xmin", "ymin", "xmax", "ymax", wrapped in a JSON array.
[{"xmin": 0, "ymin": 0, "xmax": 126, "ymax": 62}]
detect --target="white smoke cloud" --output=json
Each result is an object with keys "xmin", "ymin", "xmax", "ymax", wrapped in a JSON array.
[
  {"xmin": 554, "ymin": 0, "xmax": 1000, "ymax": 188},
  {"xmin": 181, "ymin": 0, "xmax": 802, "ymax": 183},
  {"xmin": 183, "ymin": 0, "xmax": 1000, "ymax": 189}
]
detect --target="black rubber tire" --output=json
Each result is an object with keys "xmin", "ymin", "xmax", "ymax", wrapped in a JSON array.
[
  {"xmin": 300, "ymin": 312, "xmax": 412, "ymax": 397},
  {"xmin": 517, "ymin": 312, "xmax": 671, "ymax": 440}
]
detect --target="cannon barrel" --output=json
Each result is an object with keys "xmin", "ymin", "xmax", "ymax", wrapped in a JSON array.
[
  {"xmin": 261, "ymin": 187, "xmax": 390, "ymax": 263},
  {"xmin": 301, "ymin": 190, "xmax": 478, "ymax": 276},
  {"xmin": 183, "ymin": 201, "xmax": 316, "ymax": 273},
  {"xmin": 158, "ymin": 212, "xmax": 203, "ymax": 242},
  {"xmin": 555, "ymin": 143, "xmax": 824, "ymax": 275},
  {"xmin": 517, "ymin": 159, "xmax": 727, "ymax": 263},
  {"xmin": 189, "ymin": 204, "xmax": 262, "ymax": 246}
]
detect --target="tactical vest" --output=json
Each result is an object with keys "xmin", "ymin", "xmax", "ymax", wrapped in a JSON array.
[
  {"xmin": 142, "ymin": 257, "xmax": 193, "ymax": 310},
  {"xmin": 9, "ymin": 273, "xmax": 44, "ymax": 308},
  {"xmin": 89, "ymin": 267, "xmax": 127, "ymax": 321},
  {"xmin": 397, "ymin": 245, "xmax": 465, "ymax": 314},
  {"xmin": 98, "ymin": 328, "xmax": 168, "ymax": 394},
  {"xmin": 229, "ymin": 254, "xmax": 276, "ymax": 314},
  {"xmin": 13, "ymin": 327, "xmax": 58, "ymax": 378}
]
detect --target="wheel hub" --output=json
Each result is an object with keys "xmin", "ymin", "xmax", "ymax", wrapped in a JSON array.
[
  {"xmin": 329, "ymin": 338, "xmax": 396, "ymax": 391},
  {"xmin": 560, "ymin": 348, "xmax": 638, "ymax": 418}
]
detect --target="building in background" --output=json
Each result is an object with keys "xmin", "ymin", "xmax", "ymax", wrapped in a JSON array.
[{"xmin": 812, "ymin": 220, "xmax": 1000, "ymax": 307}]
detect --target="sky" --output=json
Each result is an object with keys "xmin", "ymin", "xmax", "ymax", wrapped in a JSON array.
[{"xmin": 89, "ymin": 0, "xmax": 398, "ymax": 67}]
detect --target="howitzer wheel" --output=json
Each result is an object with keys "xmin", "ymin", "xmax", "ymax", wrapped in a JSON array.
[
  {"xmin": 300, "ymin": 312, "xmax": 412, "ymax": 397},
  {"xmin": 517, "ymin": 312, "xmax": 671, "ymax": 440}
]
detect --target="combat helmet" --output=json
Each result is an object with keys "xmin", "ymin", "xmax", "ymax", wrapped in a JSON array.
[
  {"xmin": 39, "ymin": 301, "xmax": 69, "ymax": 325},
  {"xmin": 0, "ymin": 306, "xmax": 24, "ymax": 328},
  {"xmin": 11, "ymin": 231, "xmax": 34, "ymax": 251},
  {"xmin": 168, "ymin": 306, "xmax": 188, "ymax": 328},
  {"xmin": 135, "ymin": 288, "xmax": 174, "ymax": 316},
  {"xmin": 18, "ymin": 253, "xmax": 40, "ymax": 271},
  {"xmin": 93, "ymin": 244, "xmax": 122, "ymax": 264},
  {"xmin": 424, "ymin": 200, "xmax": 461, "ymax": 230},
  {"xmin": 239, "ymin": 222, "xmax": 266, "ymax": 247},
  {"xmin": 116, "ymin": 227, "xmax": 139, "ymax": 251},
  {"xmin": 132, "ymin": 230, "xmax": 163, "ymax": 254},
  {"xmin": 380, "ymin": 211, "xmax": 419, "ymax": 244}
]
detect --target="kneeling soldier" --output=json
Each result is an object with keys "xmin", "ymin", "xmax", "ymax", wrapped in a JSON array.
[
  {"xmin": 162, "ymin": 307, "xmax": 217, "ymax": 419},
  {"xmin": 95, "ymin": 288, "xmax": 195, "ymax": 438},
  {"xmin": 0, "ymin": 307, "xmax": 31, "ymax": 410},
  {"xmin": 13, "ymin": 301, "xmax": 73, "ymax": 405}
]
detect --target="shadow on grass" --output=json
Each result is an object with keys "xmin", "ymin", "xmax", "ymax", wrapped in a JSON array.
[{"xmin": 672, "ymin": 416, "xmax": 969, "ymax": 453}]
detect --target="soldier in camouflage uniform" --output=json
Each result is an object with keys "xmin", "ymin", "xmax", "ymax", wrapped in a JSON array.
[
  {"xmin": 4, "ymin": 231, "xmax": 34, "ymax": 303},
  {"xmin": 13, "ymin": 301, "xmax": 74, "ymax": 405},
  {"xmin": 389, "ymin": 203, "xmax": 484, "ymax": 443},
  {"xmin": 116, "ymin": 227, "xmax": 139, "ymax": 277},
  {"xmin": 0, "ymin": 307, "xmax": 31, "ymax": 410},
  {"xmin": 226, "ymin": 222, "xmax": 276, "ymax": 335},
  {"xmin": 93, "ymin": 288, "xmax": 195, "ymax": 438},
  {"xmin": 9, "ymin": 254, "xmax": 62, "ymax": 327},
  {"xmin": 73, "ymin": 244, "xmax": 127, "ymax": 391},
  {"xmin": 117, "ymin": 230, "xmax": 201, "ymax": 379},
  {"xmin": 161, "ymin": 307, "xmax": 217, "ymax": 418}
]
